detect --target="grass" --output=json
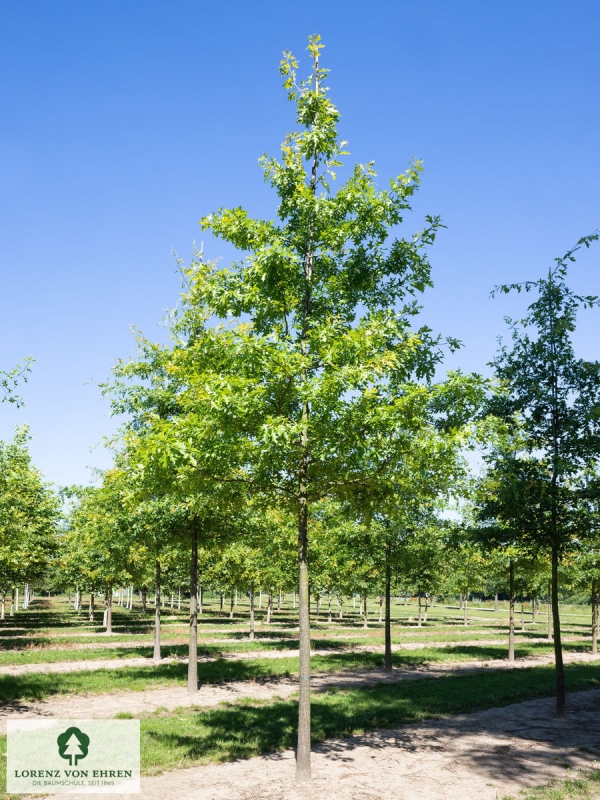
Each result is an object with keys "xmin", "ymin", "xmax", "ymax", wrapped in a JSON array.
[
  {"xmin": 1, "ymin": 642, "xmax": 596, "ymax": 704},
  {"xmin": 501, "ymin": 768, "xmax": 600, "ymax": 799},
  {"xmin": 2, "ymin": 658, "xmax": 600, "ymax": 793}
]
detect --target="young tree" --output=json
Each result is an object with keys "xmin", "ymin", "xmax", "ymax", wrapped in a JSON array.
[
  {"xmin": 188, "ymin": 37, "xmax": 474, "ymax": 781},
  {"xmin": 489, "ymin": 233, "xmax": 600, "ymax": 715}
]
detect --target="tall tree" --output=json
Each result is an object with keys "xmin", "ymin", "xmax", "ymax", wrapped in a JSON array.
[{"xmin": 189, "ymin": 36, "xmax": 475, "ymax": 781}]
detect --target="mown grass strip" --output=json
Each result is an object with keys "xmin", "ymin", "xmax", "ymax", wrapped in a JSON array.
[{"xmin": 1, "ymin": 643, "xmax": 597, "ymax": 703}]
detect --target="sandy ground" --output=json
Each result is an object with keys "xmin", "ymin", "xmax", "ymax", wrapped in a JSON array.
[
  {"xmin": 33, "ymin": 688, "xmax": 600, "ymax": 800},
  {"xmin": 3, "ymin": 652, "xmax": 600, "ymax": 735}
]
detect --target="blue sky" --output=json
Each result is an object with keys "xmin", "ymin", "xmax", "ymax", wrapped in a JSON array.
[{"xmin": 1, "ymin": 1, "xmax": 599, "ymax": 487}]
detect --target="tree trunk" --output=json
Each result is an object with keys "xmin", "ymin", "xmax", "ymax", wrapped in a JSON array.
[
  {"xmin": 266, "ymin": 590, "xmax": 272, "ymax": 624},
  {"xmin": 459, "ymin": 592, "xmax": 463, "ymax": 611},
  {"xmin": 154, "ymin": 559, "xmax": 162, "ymax": 662},
  {"xmin": 15, "ymin": 587, "xmax": 19, "ymax": 613},
  {"xmin": 592, "ymin": 579, "xmax": 598, "ymax": 656},
  {"xmin": 220, "ymin": 593, "xmax": 224, "ymax": 612},
  {"xmin": 532, "ymin": 596, "xmax": 537, "ymax": 622},
  {"xmin": 296, "ymin": 404, "xmax": 311, "ymax": 784},
  {"xmin": 417, "ymin": 593, "xmax": 422, "ymax": 627},
  {"xmin": 547, "ymin": 582, "xmax": 552, "ymax": 641},
  {"xmin": 1, "ymin": 593, "xmax": 5, "ymax": 620},
  {"xmin": 362, "ymin": 591, "xmax": 368, "ymax": 629},
  {"xmin": 384, "ymin": 544, "xmax": 392, "ymax": 672},
  {"xmin": 198, "ymin": 586, "xmax": 203, "ymax": 615},
  {"xmin": 378, "ymin": 595, "xmax": 383, "ymax": 624},
  {"xmin": 508, "ymin": 560, "xmax": 515, "ymax": 662},
  {"xmin": 328, "ymin": 593, "xmax": 332, "ymax": 623},
  {"xmin": 463, "ymin": 593, "xmax": 468, "ymax": 626},
  {"xmin": 278, "ymin": 590, "xmax": 282, "ymax": 611},
  {"xmin": 423, "ymin": 594, "xmax": 429, "ymax": 623},
  {"xmin": 229, "ymin": 590, "xmax": 235, "ymax": 619},
  {"xmin": 88, "ymin": 593, "xmax": 94, "ymax": 623},
  {"xmin": 178, "ymin": 587, "xmax": 181, "ymax": 611},
  {"xmin": 521, "ymin": 600, "xmax": 525, "ymax": 632},
  {"xmin": 338, "ymin": 595, "xmax": 343, "ymax": 619},
  {"xmin": 170, "ymin": 592, "xmax": 174, "ymax": 609},
  {"xmin": 105, "ymin": 585, "xmax": 113, "ymax": 635},
  {"xmin": 141, "ymin": 586, "xmax": 147, "ymax": 613},
  {"xmin": 10, "ymin": 589, "xmax": 14, "ymax": 616},
  {"xmin": 494, "ymin": 593, "xmax": 499, "ymax": 612},
  {"xmin": 249, "ymin": 584, "xmax": 255, "ymax": 641},
  {"xmin": 551, "ymin": 541, "xmax": 565, "ymax": 716},
  {"xmin": 188, "ymin": 522, "xmax": 198, "ymax": 694}
]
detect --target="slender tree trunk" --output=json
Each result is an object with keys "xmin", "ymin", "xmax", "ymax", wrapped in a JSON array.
[
  {"xmin": 105, "ymin": 585, "xmax": 113, "ymax": 635},
  {"xmin": 551, "ymin": 541, "xmax": 565, "ymax": 716},
  {"xmin": 171, "ymin": 592, "xmax": 174, "ymax": 609},
  {"xmin": 154, "ymin": 560, "xmax": 162, "ymax": 661},
  {"xmin": 278, "ymin": 590, "xmax": 282, "ymax": 612},
  {"xmin": 328, "ymin": 593, "xmax": 332, "ymax": 623},
  {"xmin": 188, "ymin": 522, "xmax": 198, "ymax": 694},
  {"xmin": 258, "ymin": 590, "xmax": 262, "ymax": 609},
  {"xmin": 296, "ymin": 395, "xmax": 311, "ymax": 784},
  {"xmin": 10, "ymin": 589, "xmax": 14, "ymax": 616},
  {"xmin": 198, "ymin": 586, "xmax": 203, "ymax": 615},
  {"xmin": 508, "ymin": 560, "xmax": 515, "ymax": 662},
  {"xmin": 547, "ymin": 582, "xmax": 553, "ymax": 641},
  {"xmin": 178, "ymin": 587, "xmax": 181, "ymax": 611},
  {"xmin": 521, "ymin": 600, "xmax": 525, "ymax": 632},
  {"xmin": 338, "ymin": 595, "xmax": 343, "ymax": 619},
  {"xmin": 15, "ymin": 587, "xmax": 19, "ymax": 613},
  {"xmin": 249, "ymin": 584, "xmax": 255, "ymax": 641},
  {"xmin": 424, "ymin": 594, "xmax": 429, "ymax": 623},
  {"xmin": 384, "ymin": 544, "xmax": 392, "ymax": 672},
  {"xmin": 1, "ymin": 593, "xmax": 5, "ymax": 620},
  {"xmin": 417, "ymin": 593, "xmax": 422, "ymax": 627},
  {"xmin": 378, "ymin": 595, "xmax": 383, "ymax": 624},
  {"xmin": 404, "ymin": 594, "xmax": 408, "ymax": 606},
  {"xmin": 463, "ymin": 593, "xmax": 468, "ymax": 626},
  {"xmin": 220, "ymin": 593, "xmax": 224, "ymax": 612},
  {"xmin": 592, "ymin": 579, "xmax": 598, "ymax": 656},
  {"xmin": 88, "ymin": 593, "xmax": 94, "ymax": 622},
  {"xmin": 532, "ymin": 596, "xmax": 537, "ymax": 622},
  {"xmin": 229, "ymin": 590, "xmax": 235, "ymax": 619},
  {"xmin": 266, "ymin": 591, "xmax": 272, "ymax": 624},
  {"xmin": 494, "ymin": 593, "xmax": 499, "ymax": 612},
  {"xmin": 362, "ymin": 591, "xmax": 368, "ymax": 629},
  {"xmin": 459, "ymin": 592, "xmax": 463, "ymax": 611},
  {"xmin": 141, "ymin": 586, "xmax": 147, "ymax": 613}
]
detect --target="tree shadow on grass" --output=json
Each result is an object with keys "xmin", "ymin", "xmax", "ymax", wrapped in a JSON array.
[{"xmin": 140, "ymin": 663, "xmax": 600, "ymax": 775}]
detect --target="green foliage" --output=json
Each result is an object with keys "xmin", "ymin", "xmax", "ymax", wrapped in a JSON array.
[{"xmin": 0, "ymin": 427, "xmax": 59, "ymax": 596}]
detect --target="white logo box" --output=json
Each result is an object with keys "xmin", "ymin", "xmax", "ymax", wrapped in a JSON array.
[{"xmin": 7, "ymin": 719, "xmax": 140, "ymax": 794}]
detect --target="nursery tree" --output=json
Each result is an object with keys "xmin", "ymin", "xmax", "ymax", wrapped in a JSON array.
[
  {"xmin": 190, "ymin": 37, "xmax": 457, "ymax": 781},
  {"xmin": 489, "ymin": 233, "xmax": 600, "ymax": 715}
]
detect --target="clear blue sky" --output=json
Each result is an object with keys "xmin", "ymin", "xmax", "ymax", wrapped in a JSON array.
[{"xmin": 1, "ymin": 1, "xmax": 599, "ymax": 488}]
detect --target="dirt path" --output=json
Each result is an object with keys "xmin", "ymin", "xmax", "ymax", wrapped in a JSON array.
[
  {"xmin": 35, "ymin": 688, "xmax": 600, "ymax": 800},
  {"xmin": 3, "ymin": 652, "xmax": 600, "ymax": 735}
]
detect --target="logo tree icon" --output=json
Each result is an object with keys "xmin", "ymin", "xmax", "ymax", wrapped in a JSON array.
[{"xmin": 57, "ymin": 727, "xmax": 90, "ymax": 766}]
